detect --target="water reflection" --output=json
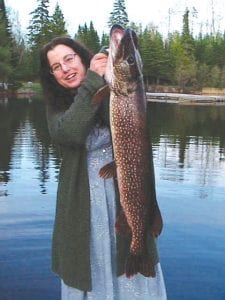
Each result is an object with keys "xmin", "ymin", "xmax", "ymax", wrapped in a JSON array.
[
  {"xmin": 0, "ymin": 97, "xmax": 60, "ymax": 195},
  {"xmin": 1, "ymin": 99, "xmax": 225, "ymax": 195},
  {"xmin": 148, "ymin": 103, "xmax": 225, "ymax": 187},
  {"xmin": 1, "ymin": 97, "xmax": 225, "ymax": 299}
]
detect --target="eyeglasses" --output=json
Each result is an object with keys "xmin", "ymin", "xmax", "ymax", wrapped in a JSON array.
[{"xmin": 50, "ymin": 53, "xmax": 78, "ymax": 74}]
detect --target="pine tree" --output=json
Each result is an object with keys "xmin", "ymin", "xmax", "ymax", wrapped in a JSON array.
[
  {"xmin": 108, "ymin": 0, "xmax": 129, "ymax": 28},
  {"xmin": 0, "ymin": 0, "xmax": 10, "ymax": 30},
  {"xmin": 139, "ymin": 25, "xmax": 169, "ymax": 86},
  {"xmin": 100, "ymin": 32, "xmax": 109, "ymax": 48},
  {"xmin": 25, "ymin": 0, "xmax": 50, "ymax": 79},
  {"xmin": 0, "ymin": 0, "xmax": 13, "ymax": 83},
  {"xmin": 27, "ymin": 0, "xmax": 50, "ymax": 48},
  {"xmin": 179, "ymin": 8, "xmax": 197, "ymax": 88},
  {"xmin": 6, "ymin": 8, "xmax": 27, "ymax": 84},
  {"xmin": 25, "ymin": 1, "xmax": 69, "ymax": 79},
  {"xmin": 75, "ymin": 23, "xmax": 88, "ymax": 45},
  {"xmin": 50, "ymin": 3, "xmax": 68, "ymax": 38},
  {"xmin": 75, "ymin": 22, "xmax": 100, "ymax": 53},
  {"xmin": 181, "ymin": 8, "xmax": 195, "ymax": 57},
  {"xmin": 88, "ymin": 21, "xmax": 100, "ymax": 53}
]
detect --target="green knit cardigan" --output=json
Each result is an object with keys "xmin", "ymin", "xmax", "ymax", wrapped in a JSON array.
[{"xmin": 46, "ymin": 70, "xmax": 159, "ymax": 291}]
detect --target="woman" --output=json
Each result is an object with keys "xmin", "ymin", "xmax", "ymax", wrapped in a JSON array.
[{"xmin": 39, "ymin": 36, "xmax": 167, "ymax": 299}]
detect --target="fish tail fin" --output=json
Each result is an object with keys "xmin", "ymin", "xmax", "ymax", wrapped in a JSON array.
[{"xmin": 125, "ymin": 253, "xmax": 156, "ymax": 278}]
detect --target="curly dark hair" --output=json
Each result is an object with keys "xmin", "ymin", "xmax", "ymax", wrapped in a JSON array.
[{"xmin": 39, "ymin": 36, "xmax": 93, "ymax": 110}]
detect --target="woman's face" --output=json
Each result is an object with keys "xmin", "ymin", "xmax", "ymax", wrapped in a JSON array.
[{"xmin": 47, "ymin": 44, "xmax": 87, "ymax": 89}]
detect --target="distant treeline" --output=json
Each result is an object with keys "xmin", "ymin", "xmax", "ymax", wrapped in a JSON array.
[{"xmin": 1, "ymin": 0, "xmax": 225, "ymax": 92}]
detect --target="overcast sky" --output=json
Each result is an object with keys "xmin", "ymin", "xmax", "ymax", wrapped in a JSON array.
[{"xmin": 5, "ymin": 0, "xmax": 225, "ymax": 37}]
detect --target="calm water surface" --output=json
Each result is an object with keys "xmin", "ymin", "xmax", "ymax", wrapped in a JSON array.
[{"xmin": 0, "ymin": 97, "xmax": 225, "ymax": 300}]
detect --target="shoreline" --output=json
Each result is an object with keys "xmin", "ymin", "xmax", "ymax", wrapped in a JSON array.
[
  {"xmin": 146, "ymin": 92, "xmax": 225, "ymax": 105},
  {"xmin": 2, "ymin": 91, "xmax": 225, "ymax": 106}
]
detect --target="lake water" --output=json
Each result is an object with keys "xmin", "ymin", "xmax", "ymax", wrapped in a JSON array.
[{"xmin": 0, "ymin": 97, "xmax": 225, "ymax": 300}]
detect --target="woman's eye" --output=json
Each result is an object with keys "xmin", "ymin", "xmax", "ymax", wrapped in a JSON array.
[
  {"xmin": 65, "ymin": 57, "xmax": 73, "ymax": 62},
  {"xmin": 53, "ymin": 64, "xmax": 61, "ymax": 72}
]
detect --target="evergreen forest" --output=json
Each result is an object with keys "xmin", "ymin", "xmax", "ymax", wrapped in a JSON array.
[{"xmin": 1, "ymin": 0, "xmax": 225, "ymax": 93}]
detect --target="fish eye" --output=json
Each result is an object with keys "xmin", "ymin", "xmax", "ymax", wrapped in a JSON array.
[{"xmin": 127, "ymin": 55, "xmax": 135, "ymax": 65}]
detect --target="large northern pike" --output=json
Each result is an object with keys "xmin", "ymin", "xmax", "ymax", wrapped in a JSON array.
[{"xmin": 98, "ymin": 24, "xmax": 162, "ymax": 278}]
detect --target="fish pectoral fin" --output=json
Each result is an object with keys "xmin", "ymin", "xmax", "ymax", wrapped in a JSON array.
[
  {"xmin": 92, "ymin": 85, "xmax": 110, "ymax": 105},
  {"xmin": 99, "ymin": 161, "xmax": 116, "ymax": 178}
]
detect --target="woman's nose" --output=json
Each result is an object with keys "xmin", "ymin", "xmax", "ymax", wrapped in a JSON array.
[{"xmin": 61, "ymin": 63, "xmax": 70, "ymax": 72}]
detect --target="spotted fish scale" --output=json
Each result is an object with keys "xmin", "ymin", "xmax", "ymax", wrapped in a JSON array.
[{"xmin": 99, "ymin": 24, "xmax": 163, "ymax": 278}]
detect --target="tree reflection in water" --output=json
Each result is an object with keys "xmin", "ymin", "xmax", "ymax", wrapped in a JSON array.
[
  {"xmin": 0, "ymin": 97, "xmax": 225, "ymax": 299},
  {"xmin": 0, "ymin": 97, "xmax": 61, "ymax": 194}
]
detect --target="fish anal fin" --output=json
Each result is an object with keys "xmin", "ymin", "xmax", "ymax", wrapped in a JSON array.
[
  {"xmin": 92, "ymin": 85, "xmax": 110, "ymax": 105},
  {"xmin": 125, "ymin": 254, "xmax": 156, "ymax": 278},
  {"xmin": 99, "ymin": 161, "xmax": 116, "ymax": 178},
  {"xmin": 115, "ymin": 210, "xmax": 131, "ymax": 236}
]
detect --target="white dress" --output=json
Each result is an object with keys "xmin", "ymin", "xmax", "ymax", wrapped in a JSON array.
[{"xmin": 61, "ymin": 126, "xmax": 167, "ymax": 300}]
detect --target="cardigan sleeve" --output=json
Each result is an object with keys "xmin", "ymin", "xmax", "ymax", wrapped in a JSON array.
[{"xmin": 46, "ymin": 70, "xmax": 108, "ymax": 147}]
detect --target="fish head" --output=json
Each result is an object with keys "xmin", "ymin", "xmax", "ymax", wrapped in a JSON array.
[{"xmin": 105, "ymin": 24, "xmax": 143, "ymax": 95}]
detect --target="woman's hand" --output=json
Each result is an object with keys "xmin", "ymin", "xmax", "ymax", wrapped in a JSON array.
[{"xmin": 90, "ymin": 53, "xmax": 108, "ymax": 77}]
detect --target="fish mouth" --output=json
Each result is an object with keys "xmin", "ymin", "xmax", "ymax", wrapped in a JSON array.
[
  {"xmin": 105, "ymin": 24, "xmax": 142, "ymax": 88},
  {"xmin": 109, "ymin": 24, "xmax": 139, "ymax": 64},
  {"xmin": 110, "ymin": 24, "xmax": 137, "ymax": 45},
  {"xmin": 109, "ymin": 24, "xmax": 125, "ymax": 49},
  {"xmin": 106, "ymin": 24, "xmax": 142, "ymax": 85}
]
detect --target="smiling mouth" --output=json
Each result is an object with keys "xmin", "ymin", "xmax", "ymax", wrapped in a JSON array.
[{"xmin": 65, "ymin": 73, "xmax": 76, "ymax": 80}]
